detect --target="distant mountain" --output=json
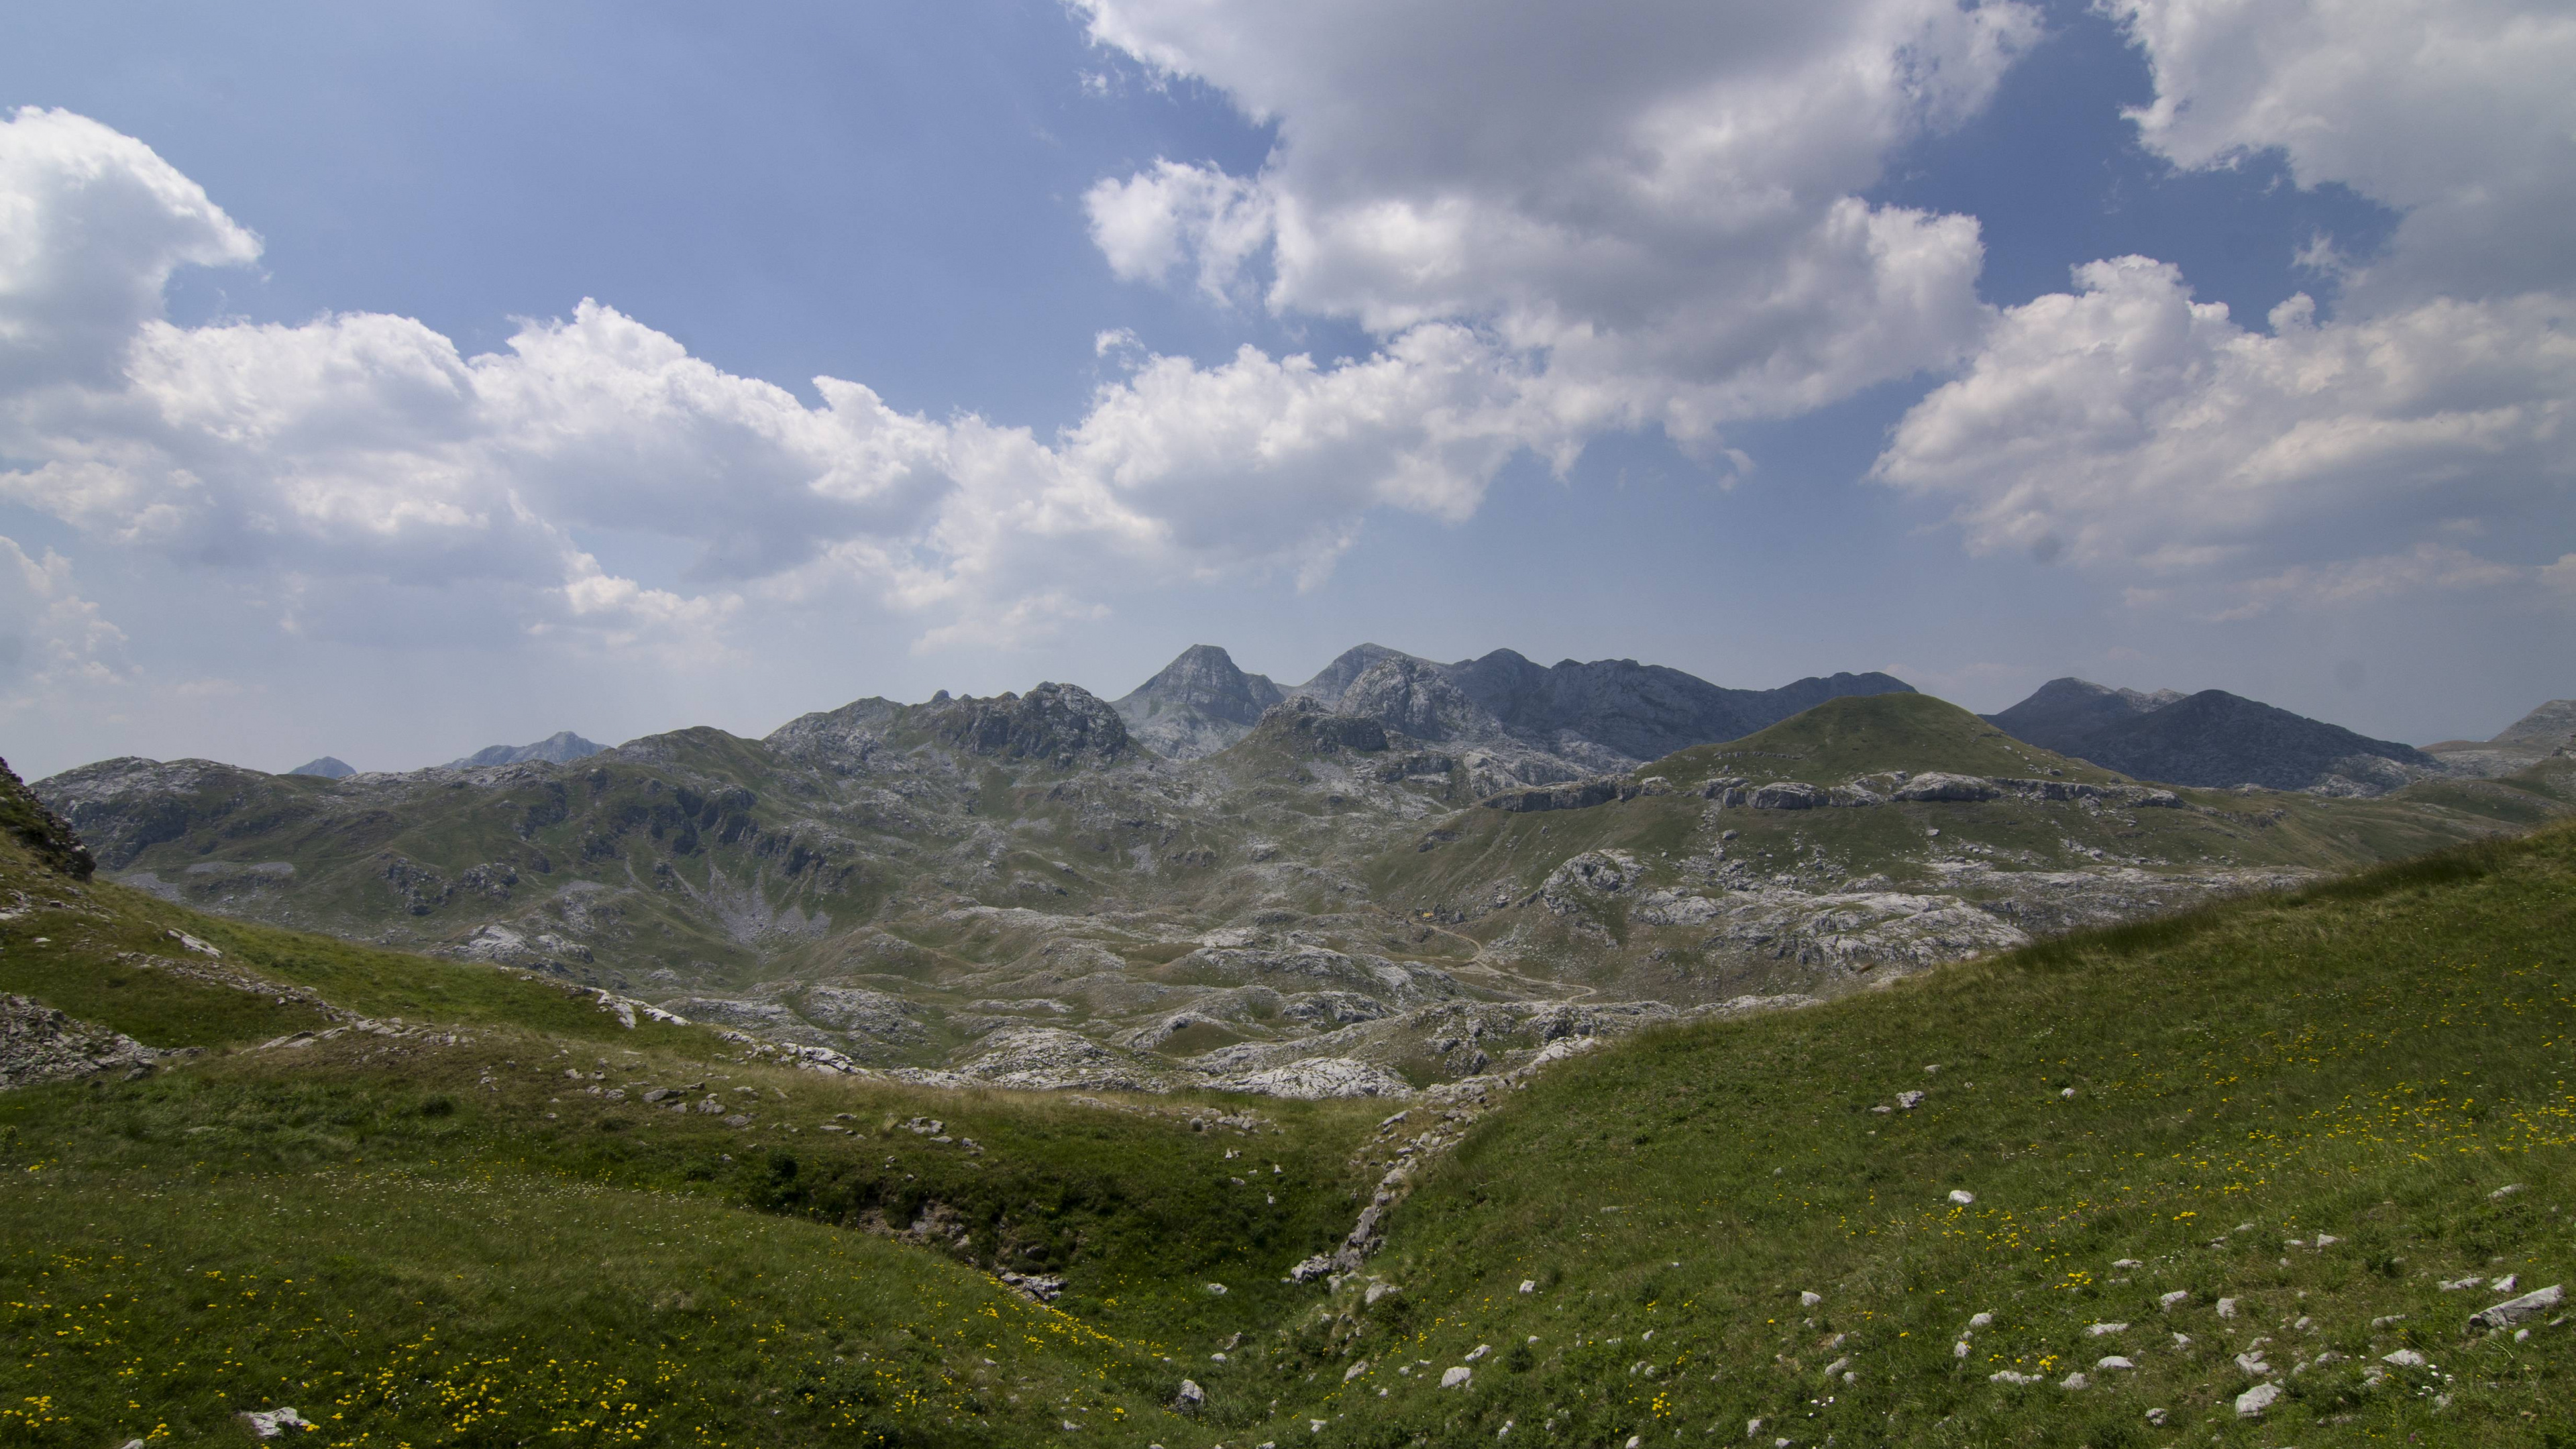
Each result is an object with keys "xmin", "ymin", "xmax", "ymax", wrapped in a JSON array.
[
  {"xmin": 288, "ymin": 757, "xmax": 356, "ymax": 779},
  {"xmin": 1112, "ymin": 645, "xmax": 1286, "ymax": 759},
  {"xmin": 1114, "ymin": 641, "xmax": 1915, "ymax": 767},
  {"xmin": 2422, "ymin": 698, "xmax": 2576, "ymax": 779},
  {"xmin": 443, "ymin": 732, "xmax": 604, "ymax": 769},
  {"xmin": 1983, "ymin": 678, "xmax": 2185, "ymax": 757},
  {"xmin": 1987, "ymin": 680, "xmax": 2432, "ymax": 793},
  {"xmin": 1445, "ymin": 649, "xmax": 1915, "ymax": 763}
]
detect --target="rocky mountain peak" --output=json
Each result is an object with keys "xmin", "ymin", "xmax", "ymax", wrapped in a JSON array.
[
  {"xmin": 289, "ymin": 756, "xmax": 356, "ymax": 778},
  {"xmin": 1119, "ymin": 645, "xmax": 1283, "ymax": 723},
  {"xmin": 924, "ymin": 682, "xmax": 1134, "ymax": 767},
  {"xmin": 1291, "ymin": 644, "xmax": 1432, "ymax": 710},
  {"xmin": 1112, "ymin": 645, "xmax": 1287, "ymax": 759},
  {"xmin": 1335, "ymin": 656, "xmax": 1494, "ymax": 743}
]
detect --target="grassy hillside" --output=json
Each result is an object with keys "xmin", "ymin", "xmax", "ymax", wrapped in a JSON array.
[
  {"xmin": 5, "ymin": 766, "xmax": 2573, "ymax": 1444},
  {"xmin": 1225, "ymin": 826, "xmax": 2576, "ymax": 1448},
  {"xmin": 1646, "ymin": 692, "xmax": 2132, "ymax": 787}
]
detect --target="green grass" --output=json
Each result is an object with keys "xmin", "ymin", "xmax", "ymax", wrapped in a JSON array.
[
  {"xmin": 1210, "ymin": 821, "xmax": 2576, "ymax": 1448},
  {"xmin": 7, "ymin": 790, "xmax": 2575, "ymax": 1444}
]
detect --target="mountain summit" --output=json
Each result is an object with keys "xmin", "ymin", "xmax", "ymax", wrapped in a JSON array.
[{"xmin": 1112, "ymin": 645, "xmax": 1286, "ymax": 758}]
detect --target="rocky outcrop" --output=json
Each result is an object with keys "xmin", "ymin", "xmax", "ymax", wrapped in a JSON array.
[
  {"xmin": 1289, "ymin": 645, "xmax": 1430, "ymax": 710},
  {"xmin": 0, "ymin": 756, "xmax": 95, "ymax": 880},
  {"xmin": 1334, "ymin": 657, "xmax": 1493, "ymax": 743},
  {"xmin": 1, "ymin": 995, "xmax": 160, "ymax": 1088},
  {"xmin": 922, "ymin": 684, "xmax": 1135, "ymax": 768},
  {"xmin": 1114, "ymin": 645, "xmax": 1287, "ymax": 759}
]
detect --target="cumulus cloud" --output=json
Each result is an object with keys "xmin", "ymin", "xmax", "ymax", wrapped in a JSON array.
[
  {"xmin": 0, "ymin": 107, "xmax": 1650, "ymax": 654},
  {"xmin": 1875, "ymin": 260, "xmax": 2576, "ymax": 564},
  {"xmin": 1878, "ymin": 1, "xmax": 2576, "ymax": 606},
  {"xmin": 2107, "ymin": 0, "xmax": 2576, "ymax": 303},
  {"xmin": 1076, "ymin": 0, "xmax": 2037, "ymax": 438}
]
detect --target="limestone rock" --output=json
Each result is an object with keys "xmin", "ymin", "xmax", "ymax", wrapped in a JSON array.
[
  {"xmin": 2468, "ymin": 1283, "xmax": 2563, "ymax": 1330},
  {"xmin": 1, "ymin": 995, "xmax": 160, "ymax": 1089},
  {"xmin": 2234, "ymin": 1383, "xmax": 2279, "ymax": 1418}
]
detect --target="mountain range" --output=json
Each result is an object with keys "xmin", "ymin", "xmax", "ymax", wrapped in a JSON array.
[
  {"xmin": 1114, "ymin": 642, "xmax": 1914, "ymax": 775},
  {"xmin": 31, "ymin": 643, "xmax": 2576, "ymax": 1100},
  {"xmin": 1985, "ymin": 677, "xmax": 2571, "ymax": 795}
]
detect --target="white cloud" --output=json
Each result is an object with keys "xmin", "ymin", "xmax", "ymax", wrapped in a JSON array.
[
  {"xmin": 1878, "ymin": 0, "xmax": 2576, "ymax": 604},
  {"xmin": 0, "ymin": 108, "xmax": 1666, "ymax": 656},
  {"xmin": 1076, "ymin": 0, "xmax": 2037, "ymax": 438},
  {"xmin": 2106, "ymin": 0, "xmax": 2576, "ymax": 303},
  {"xmin": 1875, "ymin": 260, "xmax": 2576, "ymax": 566}
]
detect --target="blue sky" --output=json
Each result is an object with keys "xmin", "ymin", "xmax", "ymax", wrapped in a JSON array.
[{"xmin": 1, "ymin": 0, "xmax": 2569, "ymax": 777}]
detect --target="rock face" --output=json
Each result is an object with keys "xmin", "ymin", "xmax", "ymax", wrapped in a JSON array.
[
  {"xmin": 1989, "ymin": 682, "xmax": 2433, "ymax": 794},
  {"xmin": 1, "ymin": 995, "xmax": 160, "ymax": 1088},
  {"xmin": 442, "ymin": 731, "xmax": 604, "ymax": 769},
  {"xmin": 1113, "ymin": 645, "xmax": 1287, "ymax": 759},
  {"xmin": 1336, "ymin": 657, "xmax": 1491, "ymax": 743},
  {"xmin": 288, "ymin": 756, "xmax": 356, "ymax": 779},
  {"xmin": 0, "ymin": 755, "xmax": 95, "ymax": 880},
  {"xmin": 1984, "ymin": 678, "xmax": 2183, "ymax": 756},
  {"xmin": 922, "ymin": 684, "xmax": 1134, "ymax": 767},
  {"xmin": 1290, "ymin": 644, "xmax": 1430, "ymax": 710}
]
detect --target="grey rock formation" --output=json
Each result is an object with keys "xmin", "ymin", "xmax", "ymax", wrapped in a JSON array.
[
  {"xmin": 1, "ymin": 994, "xmax": 161, "ymax": 1089},
  {"xmin": 288, "ymin": 756, "xmax": 356, "ymax": 779},
  {"xmin": 922, "ymin": 683, "xmax": 1134, "ymax": 767},
  {"xmin": 1336, "ymin": 656, "xmax": 1493, "ymax": 743},
  {"xmin": 442, "ymin": 731, "xmax": 604, "ymax": 769},
  {"xmin": 1113, "ymin": 645, "xmax": 1286, "ymax": 759},
  {"xmin": 1290, "ymin": 644, "xmax": 1433, "ymax": 710},
  {"xmin": 2468, "ymin": 1283, "xmax": 2563, "ymax": 1330}
]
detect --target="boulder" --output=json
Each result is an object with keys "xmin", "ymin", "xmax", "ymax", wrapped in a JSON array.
[
  {"xmin": 2467, "ymin": 1283, "xmax": 2563, "ymax": 1331},
  {"xmin": 2234, "ymin": 1383, "xmax": 2279, "ymax": 1418}
]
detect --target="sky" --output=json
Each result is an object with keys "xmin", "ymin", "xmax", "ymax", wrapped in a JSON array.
[{"xmin": 1, "ymin": 0, "xmax": 2569, "ymax": 780}]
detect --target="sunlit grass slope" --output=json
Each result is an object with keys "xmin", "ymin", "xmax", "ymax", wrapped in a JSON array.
[{"xmin": 1228, "ymin": 826, "xmax": 2576, "ymax": 1448}]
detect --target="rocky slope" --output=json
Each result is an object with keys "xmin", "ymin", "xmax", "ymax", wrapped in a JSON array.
[{"xmin": 33, "ymin": 684, "xmax": 2575, "ymax": 1100}]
